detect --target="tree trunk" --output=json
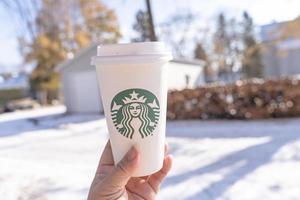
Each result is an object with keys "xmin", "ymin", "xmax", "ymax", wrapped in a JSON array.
[{"xmin": 145, "ymin": 0, "xmax": 157, "ymax": 41}]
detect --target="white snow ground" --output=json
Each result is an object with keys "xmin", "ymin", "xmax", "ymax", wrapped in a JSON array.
[{"xmin": 0, "ymin": 106, "xmax": 300, "ymax": 200}]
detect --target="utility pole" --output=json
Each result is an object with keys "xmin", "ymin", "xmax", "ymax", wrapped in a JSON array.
[{"xmin": 145, "ymin": 0, "xmax": 157, "ymax": 41}]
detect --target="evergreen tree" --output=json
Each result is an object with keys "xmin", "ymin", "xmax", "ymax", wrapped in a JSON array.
[
  {"xmin": 194, "ymin": 43, "xmax": 208, "ymax": 61},
  {"xmin": 194, "ymin": 43, "xmax": 214, "ymax": 83},
  {"xmin": 241, "ymin": 11, "xmax": 263, "ymax": 78},
  {"xmin": 213, "ymin": 13, "xmax": 231, "ymax": 81}
]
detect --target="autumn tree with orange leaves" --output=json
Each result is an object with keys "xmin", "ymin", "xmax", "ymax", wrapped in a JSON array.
[{"xmin": 1, "ymin": 0, "xmax": 121, "ymax": 103}]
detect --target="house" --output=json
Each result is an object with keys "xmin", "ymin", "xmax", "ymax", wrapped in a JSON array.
[
  {"xmin": 57, "ymin": 44, "xmax": 205, "ymax": 114},
  {"xmin": 167, "ymin": 59, "xmax": 205, "ymax": 90},
  {"xmin": 0, "ymin": 72, "xmax": 29, "ymax": 91},
  {"xmin": 260, "ymin": 21, "xmax": 300, "ymax": 77},
  {"xmin": 0, "ymin": 72, "xmax": 30, "ymax": 111}
]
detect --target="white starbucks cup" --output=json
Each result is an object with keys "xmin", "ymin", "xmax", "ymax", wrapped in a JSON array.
[{"xmin": 91, "ymin": 42, "xmax": 172, "ymax": 176}]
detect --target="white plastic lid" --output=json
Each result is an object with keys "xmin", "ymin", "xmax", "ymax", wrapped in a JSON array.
[{"xmin": 92, "ymin": 42, "xmax": 172, "ymax": 65}]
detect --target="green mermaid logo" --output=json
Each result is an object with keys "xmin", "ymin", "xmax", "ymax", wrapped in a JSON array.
[{"xmin": 111, "ymin": 88, "xmax": 160, "ymax": 139}]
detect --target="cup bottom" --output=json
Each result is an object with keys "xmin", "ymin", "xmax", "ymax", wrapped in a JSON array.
[
  {"xmin": 132, "ymin": 164, "xmax": 162, "ymax": 177},
  {"xmin": 132, "ymin": 160, "xmax": 163, "ymax": 177}
]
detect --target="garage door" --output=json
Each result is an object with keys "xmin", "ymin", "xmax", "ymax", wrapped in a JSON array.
[{"xmin": 67, "ymin": 69, "xmax": 103, "ymax": 113}]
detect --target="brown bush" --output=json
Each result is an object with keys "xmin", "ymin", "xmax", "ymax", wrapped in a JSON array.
[{"xmin": 167, "ymin": 76, "xmax": 300, "ymax": 120}]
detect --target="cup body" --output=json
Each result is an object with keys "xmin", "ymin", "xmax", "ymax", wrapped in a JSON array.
[{"xmin": 92, "ymin": 42, "xmax": 171, "ymax": 176}]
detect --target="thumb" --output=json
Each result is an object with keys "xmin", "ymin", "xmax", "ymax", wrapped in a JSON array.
[{"xmin": 106, "ymin": 147, "xmax": 139, "ymax": 187}]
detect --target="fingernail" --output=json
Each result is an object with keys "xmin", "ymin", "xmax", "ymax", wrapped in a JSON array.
[{"xmin": 126, "ymin": 147, "xmax": 137, "ymax": 161}]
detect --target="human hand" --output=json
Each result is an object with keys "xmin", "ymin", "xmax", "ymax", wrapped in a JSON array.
[{"xmin": 87, "ymin": 140, "xmax": 172, "ymax": 200}]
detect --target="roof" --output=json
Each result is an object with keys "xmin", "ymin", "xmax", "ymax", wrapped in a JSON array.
[
  {"xmin": 56, "ymin": 43, "xmax": 98, "ymax": 72},
  {"xmin": 56, "ymin": 43, "xmax": 206, "ymax": 72},
  {"xmin": 171, "ymin": 59, "xmax": 205, "ymax": 67},
  {"xmin": 260, "ymin": 20, "xmax": 291, "ymax": 42},
  {"xmin": 260, "ymin": 20, "xmax": 300, "ymax": 50}
]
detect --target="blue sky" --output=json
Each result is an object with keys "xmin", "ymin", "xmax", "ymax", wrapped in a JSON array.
[{"xmin": 0, "ymin": 0, "xmax": 299, "ymax": 72}]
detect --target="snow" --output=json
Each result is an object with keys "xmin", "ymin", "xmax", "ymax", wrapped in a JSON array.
[{"xmin": 1, "ymin": 106, "xmax": 300, "ymax": 200}]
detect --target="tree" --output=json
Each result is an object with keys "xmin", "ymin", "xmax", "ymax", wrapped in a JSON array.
[
  {"xmin": 132, "ymin": 10, "xmax": 152, "ymax": 42},
  {"xmin": 212, "ymin": 13, "xmax": 246, "ymax": 82},
  {"xmin": 194, "ymin": 43, "xmax": 214, "ymax": 82},
  {"xmin": 2, "ymin": 0, "xmax": 121, "ymax": 103},
  {"xmin": 213, "ymin": 13, "xmax": 232, "ymax": 81},
  {"xmin": 79, "ymin": 0, "xmax": 121, "ymax": 43},
  {"xmin": 159, "ymin": 13, "xmax": 196, "ymax": 58},
  {"xmin": 132, "ymin": 0, "xmax": 157, "ymax": 42},
  {"xmin": 241, "ymin": 11, "xmax": 263, "ymax": 78},
  {"xmin": 194, "ymin": 43, "xmax": 208, "ymax": 61},
  {"xmin": 145, "ymin": 0, "xmax": 157, "ymax": 41}
]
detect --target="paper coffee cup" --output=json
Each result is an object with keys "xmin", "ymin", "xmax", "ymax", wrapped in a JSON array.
[{"xmin": 92, "ymin": 42, "xmax": 172, "ymax": 176}]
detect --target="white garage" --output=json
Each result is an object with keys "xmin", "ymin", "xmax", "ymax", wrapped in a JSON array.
[
  {"xmin": 57, "ymin": 44, "xmax": 205, "ymax": 114},
  {"xmin": 57, "ymin": 44, "xmax": 103, "ymax": 114}
]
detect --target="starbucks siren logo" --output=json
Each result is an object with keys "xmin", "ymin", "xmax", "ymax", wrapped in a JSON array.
[{"xmin": 111, "ymin": 88, "xmax": 160, "ymax": 139}]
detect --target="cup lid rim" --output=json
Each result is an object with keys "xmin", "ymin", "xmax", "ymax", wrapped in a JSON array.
[
  {"xmin": 96, "ymin": 42, "xmax": 172, "ymax": 57},
  {"xmin": 91, "ymin": 54, "xmax": 172, "ymax": 65}
]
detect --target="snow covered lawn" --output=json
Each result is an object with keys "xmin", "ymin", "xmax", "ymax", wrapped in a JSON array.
[{"xmin": 1, "ymin": 106, "xmax": 300, "ymax": 200}]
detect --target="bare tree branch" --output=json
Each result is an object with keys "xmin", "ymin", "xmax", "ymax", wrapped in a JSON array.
[{"xmin": 15, "ymin": 0, "xmax": 36, "ymax": 40}]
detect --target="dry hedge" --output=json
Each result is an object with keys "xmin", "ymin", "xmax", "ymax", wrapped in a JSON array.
[{"xmin": 167, "ymin": 76, "xmax": 300, "ymax": 120}]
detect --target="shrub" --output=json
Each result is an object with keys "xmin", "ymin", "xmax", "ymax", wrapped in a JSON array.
[{"xmin": 167, "ymin": 76, "xmax": 300, "ymax": 120}]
